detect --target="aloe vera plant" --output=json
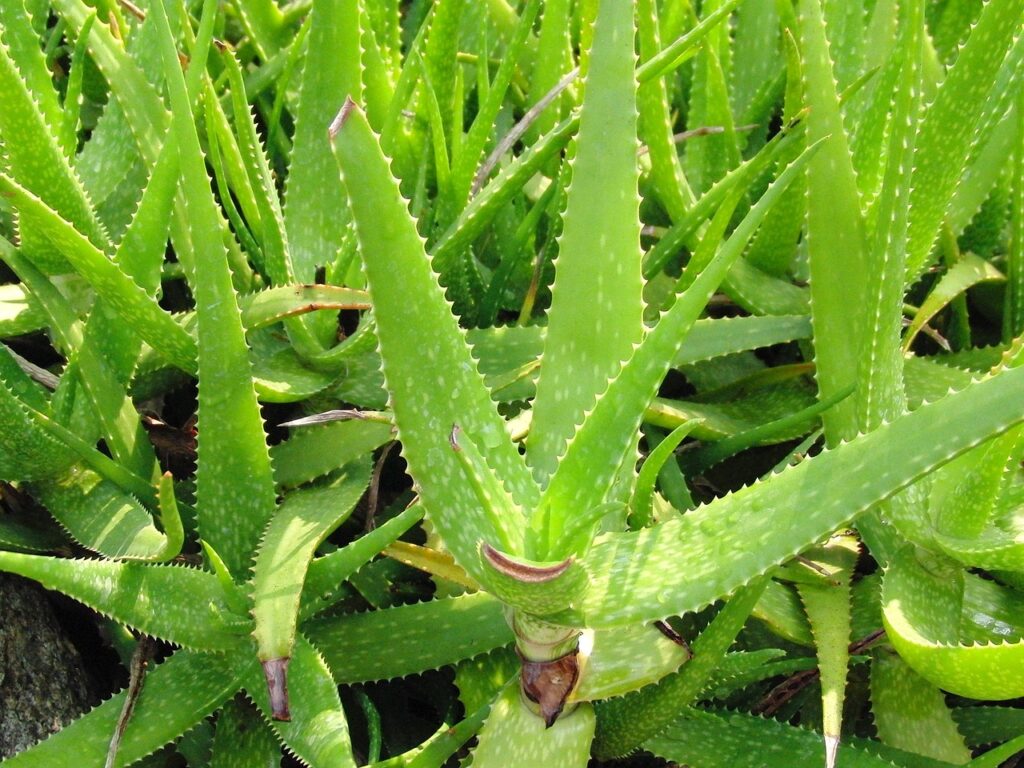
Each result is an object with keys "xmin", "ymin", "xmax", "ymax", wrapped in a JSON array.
[{"xmin": 2, "ymin": 0, "xmax": 1024, "ymax": 766}]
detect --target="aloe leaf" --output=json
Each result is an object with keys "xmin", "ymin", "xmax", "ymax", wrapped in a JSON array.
[
  {"xmin": 534, "ymin": 141, "xmax": 821, "ymax": 559},
  {"xmin": 306, "ymin": 592, "xmax": 511, "ymax": 684},
  {"xmin": 645, "ymin": 707, "xmax": 956, "ymax": 768},
  {"xmin": 331, "ymin": 100, "xmax": 536, "ymax": 578},
  {"xmin": 449, "ymin": 425, "xmax": 525, "ymax": 555},
  {"xmin": 0, "ymin": 361, "xmax": 76, "ymax": 481},
  {"xmin": 221, "ymin": 52, "xmax": 295, "ymax": 287},
  {"xmin": 471, "ymin": 684, "xmax": 594, "ymax": 768},
  {"xmin": 271, "ymin": 418, "xmax": 393, "ymax": 489},
  {"xmin": 525, "ymin": 0, "xmax": 572, "ymax": 142},
  {"xmin": 1006, "ymin": 94, "xmax": 1024, "ymax": 341},
  {"xmin": 953, "ymin": 706, "xmax": 1024, "ymax": 749},
  {"xmin": 450, "ymin": 0, "xmax": 540, "ymax": 208},
  {"xmin": 479, "ymin": 544, "xmax": 587, "ymax": 616},
  {"xmin": 245, "ymin": 636, "xmax": 356, "ymax": 767},
  {"xmin": 0, "ymin": 1, "xmax": 62, "ymax": 131},
  {"xmin": 904, "ymin": 0, "xmax": 1024, "ymax": 282},
  {"xmin": 904, "ymin": 253, "xmax": 1005, "ymax": 352},
  {"xmin": 526, "ymin": 0, "xmax": 643, "ymax": 485},
  {"xmin": 299, "ymin": 503, "xmax": 422, "ymax": 619},
  {"xmin": 882, "ymin": 548, "xmax": 1024, "ymax": 700},
  {"xmin": 430, "ymin": 116, "xmax": 575, "ymax": 274},
  {"xmin": 856, "ymin": 0, "xmax": 922, "ymax": 437},
  {"xmin": 58, "ymin": 12, "xmax": 94, "ymax": 159},
  {"xmin": 238, "ymin": 285, "xmax": 371, "ymax": 331},
  {"xmin": 799, "ymin": 0, "xmax": 869, "ymax": 441},
  {"xmin": 637, "ymin": 0, "xmax": 740, "ymax": 85},
  {"xmin": 630, "ymin": 421, "xmax": 700, "ymax": 528},
  {"xmin": 795, "ymin": 535, "xmax": 859, "ymax": 767},
  {"xmin": 870, "ymin": 648, "xmax": 972, "ymax": 763},
  {"xmin": 566, "ymin": 363, "xmax": 1024, "ymax": 629},
  {"xmin": 592, "ymin": 578, "xmax": 767, "ymax": 760},
  {"xmin": 572, "ymin": 623, "xmax": 690, "ymax": 703},
  {"xmin": 0, "ymin": 650, "xmax": 244, "ymax": 768},
  {"xmin": 70, "ymin": 14, "xmax": 162, "ymax": 237},
  {"xmin": 0, "ymin": 175, "xmax": 198, "ymax": 373},
  {"xmin": 0, "ymin": 282, "xmax": 51, "ymax": 337},
  {"xmin": 0, "ymin": 31, "xmax": 108, "ymax": 271},
  {"xmin": 637, "ymin": 0, "xmax": 693, "ymax": 222},
  {"xmin": 420, "ymin": 0, "xmax": 465, "ymax": 150},
  {"xmin": 753, "ymin": 578, "xmax": 814, "ymax": 646},
  {"xmin": 52, "ymin": 0, "xmax": 168, "ymax": 164},
  {"xmin": 0, "ymin": 551, "xmax": 247, "ymax": 651},
  {"xmin": 252, "ymin": 459, "xmax": 371, "ymax": 671},
  {"xmin": 151, "ymin": 0, "xmax": 277, "ymax": 579},
  {"xmin": 208, "ymin": 697, "xmax": 282, "ymax": 768},
  {"xmin": 642, "ymin": 129, "xmax": 798, "ymax": 280},
  {"xmin": 35, "ymin": 468, "xmax": 180, "ymax": 562},
  {"xmin": 682, "ymin": 383, "xmax": 851, "ymax": 475},
  {"xmin": 682, "ymin": 2, "xmax": 740, "ymax": 196},
  {"xmin": 234, "ymin": 0, "xmax": 288, "ymax": 59},
  {"xmin": 283, "ymin": 0, "xmax": 361, "ymax": 281},
  {"xmin": 374, "ymin": 703, "xmax": 490, "ymax": 768},
  {"xmin": 433, "ymin": 6, "xmax": 743, "ymax": 281}
]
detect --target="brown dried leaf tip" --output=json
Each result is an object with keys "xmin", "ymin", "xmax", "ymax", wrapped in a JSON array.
[
  {"xmin": 520, "ymin": 649, "xmax": 580, "ymax": 728},
  {"xmin": 481, "ymin": 542, "xmax": 572, "ymax": 584},
  {"xmin": 329, "ymin": 96, "xmax": 359, "ymax": 140},
  {"xmin": 654, "ymin": 619, "xmax": 693, "ymax": 658},
  {"xmin": 262, "ymin": 657, "xmax": 291, "ymax": 721}
]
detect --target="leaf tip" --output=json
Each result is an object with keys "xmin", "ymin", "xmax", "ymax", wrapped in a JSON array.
[
  {"xmin": 824, "ymin": 733, "xmax": 839, "ymax": 768},
  {"xmin": 329, "ymin": 96, "xmax": 359, "ymax": 140}
]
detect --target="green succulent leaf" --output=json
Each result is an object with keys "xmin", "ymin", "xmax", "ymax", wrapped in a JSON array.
[
  {"xmin": 307, "ymin": 592, "xmax": 510, "ymax": 684},
  {"xmin": 331, "ymin": 98, "xmax": 536, "ymax": 583},
  {"xmin": 870, "ymin": 647, "xmax": 972, "ymax": 763},
  {"xmin": 526, "ymin": 0, "xmax": 643, "ymax": 484},
  {"xmin": 245, "ymin": 636, "xmax": 356, "ymax": 768},
  {"xmin": 570, "ymin": 364, "xmax": 1024, "ymax": 629},
  {"xmin": 0, "ymin": 551, "xmax": 247, "ymax": 651},
  {"xmin": 472, "ymin": 684, "xmax": 595, "ymax": 768},
  {"xmin": 882, "ymin": 547, "xmax": 1024, "ymax": 700},
  {"xmin": 0, "ymin": 650, "xmax": 244, "ymax": 768},
  {"xmin": 150, "ymin": 0, "xmax": 277, "ymax": 579},
  {"xmin": 533, "ymin": 140, "xmax": 822, "ymax": 560},
  {"xmin": 252, "ymin": 458, "xmax": 371, "ymax": 667}
]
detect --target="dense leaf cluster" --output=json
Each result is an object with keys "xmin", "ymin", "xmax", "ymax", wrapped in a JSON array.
[{"xmin": 0, "ymin": 0, "xmax": 1023, "ymax": 766}]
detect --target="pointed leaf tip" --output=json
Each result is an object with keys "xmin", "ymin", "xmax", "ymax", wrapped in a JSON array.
[
  {"xmin": 825, "ymin": 733, "xmax": 839, "ymax": 768},
  {"xmin": 482, "ymin": 543, "xmax": 572, "ymax": 583},
  {"xmin": 329, "ymin": 97, "xmax": 359, "ymax": 139},
  {"xmin": 449, "ymin": 423, "xmax": 462, "ymax": 452},
  {"xmin": 262, "ymin": 657, "xmax": 291, "ymax": 721}
]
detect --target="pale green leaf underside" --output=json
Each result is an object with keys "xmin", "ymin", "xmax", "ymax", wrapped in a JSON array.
[{"xmin": 882, "ymin": 548, "xmax": 1024, "ymax": 700}]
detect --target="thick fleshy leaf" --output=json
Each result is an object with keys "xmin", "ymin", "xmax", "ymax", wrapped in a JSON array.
[
  {"xmin": 150, "ymin": 0, "xmax": 277, "ymax": 578},
  {"xmin": 568, "ymin": 364, "xmax": 1024, "ymax": 629},
  {"xmin": 526, "ymin": 0, "xmax": 643, "ymax": 483},
  {"xmin": 0, "ymin": 651, "xmax": 244, "ymax": 768},
  {"xmin": 472, "ymin": 684, "xmax": 595, "ymax": 768},
  {"xmin": 882, "ymin": 548, "xmax": 1024, "ymax": 700},
  {"xmin": 331, "ymin": 99, "xmax": 536, "ymax": 582}
]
